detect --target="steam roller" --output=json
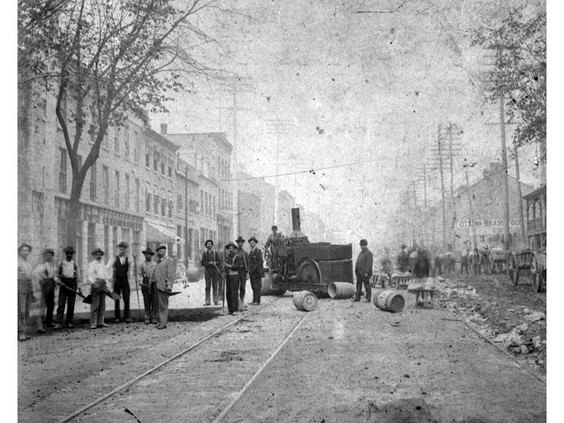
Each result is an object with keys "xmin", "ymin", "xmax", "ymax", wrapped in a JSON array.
[{"xmin": 264, "ymin": 208, "xmax": 354, "ymax": 297}]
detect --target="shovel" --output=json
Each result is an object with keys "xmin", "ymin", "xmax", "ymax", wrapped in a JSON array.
[
  {"xmin": 83, "ymin": 287, "xmax": 121, "ymax": 305},
  {"xmin": 59, "ymin": 283, "xmax": 91, "ymax": 304}
]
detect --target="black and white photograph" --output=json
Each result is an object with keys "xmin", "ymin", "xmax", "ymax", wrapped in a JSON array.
[{"xmin": 14, "ymin": 0, "xmax": 555, "ymax": 421}]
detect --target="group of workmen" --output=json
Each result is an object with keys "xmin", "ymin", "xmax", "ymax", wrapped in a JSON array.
[
  {"xmin": 17, "ymin": 241, "xmax": 176, "ymax": 341},
  {"xmin": 17, "ymin": 232, "xmax": 269, "ymax": 341}
]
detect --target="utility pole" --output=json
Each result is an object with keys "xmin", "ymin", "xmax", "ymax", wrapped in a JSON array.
[
  {"xmin": 513, "ymin": 143, "xmax": 526, "ymax": 247},
  {"xmin": 437, "ymin": 124, "xmax": 447, "ymax": 249},
  {"xmin": 499, "ymin": 97, "xmax": 511, "ymax": 250},
  {"xmin": 463, "ymin": 163, "xmax": 477, "ymax": 249},
  {"xmin": 184, "ymin": 165, "xmax": 189, "ymax": 263}
]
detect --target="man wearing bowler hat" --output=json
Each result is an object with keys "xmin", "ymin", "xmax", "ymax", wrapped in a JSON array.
[
  {"xmin": 55, "ymin": 246, "xmax": 81, "ymax": 329},
  {"xmin": 138, "ymin": 248, "xmax": 157, "ymax": 324},
  {"xmin": 200, "ymin": 239, "xmax": 221, "ymax": 306},
  {"xmin": 87, "ymin": 248, "xmax": 111, "ymax": 329},
  {"xmin": 353, "ymin": 239, "xmax": 373, "ymax": 303},
  {"xmin": 34, "ymin": 248, "xmax": 59, "ymax": 329},
  {"xmin": 235, "ymin": 236, "xmax": 249, "ymax": 311},
  {"xmin": 151, "ymin": 244, "xmax": 176, "ymax": 329},
  {"xmin": 223, "ymin": 242, "xmax": 241, "ymax": 315},
  {"xmin": 107, "ymin": 241, "xmax": 133, "ymax": 323},
  {"xmin": 248, "ymin": 236, "xmax": 265, "ymax": 305}
]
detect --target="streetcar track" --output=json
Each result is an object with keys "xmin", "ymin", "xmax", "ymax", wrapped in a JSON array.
[{"xmin": 58, "ymin": 297, "xmax": 284, "ymax": 423}]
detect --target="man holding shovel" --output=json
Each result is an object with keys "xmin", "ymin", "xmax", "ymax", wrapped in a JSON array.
[
  {"xmin": 54, "ymin": 246, "xmax": 82, "ymax": 329},
  {"xmin": 138, "ymin": 248, "xmax": 157, "ymax": 324},
  {"xmin": 87, "ymin": 248, "xmax": 111, "ymax": 329}
]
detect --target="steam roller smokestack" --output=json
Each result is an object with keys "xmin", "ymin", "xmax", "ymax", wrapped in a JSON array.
[{"xmin": 290, "ymin": 208, "xmax": 306, "ymax": 239}]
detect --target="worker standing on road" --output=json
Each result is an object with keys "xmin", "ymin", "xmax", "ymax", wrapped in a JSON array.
[
  {"xmin": 200, "ymin": 240, "xmax": 221, "ymax": 306},
  {"xmin": 397, "ymin": 244, "xmax": 409, "ymax": 273},
  {"xmin": 138, "ymin": 248, "xmax": 157, "ymax": 324},
  {"xmin": 353, "ymin": 239, "xmax": 373, "ymax": 303},
  {"xmin": 18, "ymin": 243, "xmax": 36, "ymax": 341},
  {"xmin": 34, "ymin": 248, "xmax": 58, "ymax": 331},
  {"xmin": 87, "ymin": 248, "xmax": 110, "ymax": 329},
  {"xmin": 223, "ymin": 242, "xmax": 241, "ymax": 315},
  {"xmin": 235, "ymin": 236, "xmax": 249, "ymax": 311},
  {"xmin": 107, "ymin": 241, "xmax": 133, "ymax": 323},
  {"xmin": 151, "ymin": 244, "xmax": 176, "ymax": 329},
  {"xmin": 248, "ymin": 237, "xmax": 265, "ymax": 305},
  {"xmin": 55, "ymin": 246, "xmax": 81, "ymax": 329}
]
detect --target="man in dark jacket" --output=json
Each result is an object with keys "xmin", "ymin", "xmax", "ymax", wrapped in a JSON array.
[
  {"xmin": 200, "ymin": 239, "xmax": 221, "ymax": 306},
  {"xmin": 108, "ymin": 242, "xmax": 133, "ymax": 323},
  {"xmin": 353, "ymin": 239, "xmax": 373, "ymax": 302},
  {"xmin": 223, "ymin": 242, "xmax": 241, "ymax": 315},
  {"xmin": 235, "ymin": 236, "xmax": 249, "ymax": 311},
  {"xmin": 248, "ymin": 237, "xmax": 265, "ymax": 305}
]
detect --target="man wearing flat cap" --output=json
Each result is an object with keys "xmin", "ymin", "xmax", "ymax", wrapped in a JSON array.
[
  {"xmin": 150, "ymin": 244, "xmax": 176, "ymax": 329},
  {"xmin": 106, "ymin": 241, "xmax": 133, "ymax": 323},
  {"xmin": 138, "ymin": 248, "xmax": 157, "ymax": 324},
  {"xmin": 55, "ymin": 246, "xmax": 81, "ymax": 329},
  {"xmin": 34, "ymin": 248, "xmax": 59, "ymax": 330},
  {"xmin": 353, "ymin": 239, "xmax": 373, "ymax": 303},
  {"xmin": 235, "ymin": 236, "xmax": 249, "ymax": 310},
  {"xmin": 200, "ymin": 239, "xmax": 221, "ymax": 306},
  {"xmin": 248, "ymin": 236, "xmax": 265, "ymax": 305}
]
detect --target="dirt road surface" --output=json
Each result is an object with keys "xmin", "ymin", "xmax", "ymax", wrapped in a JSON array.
[{"xmin": 18, "ymin": 275, "xmax": 546, "ymax": 423}]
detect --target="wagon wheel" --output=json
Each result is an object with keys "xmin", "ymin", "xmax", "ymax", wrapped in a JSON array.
[
  {"xmin": 507, "ymin": 253, "xmax": 519, "ymax": 286},
  {"xmin": 531, "ymin": 254, "xmax": 543, "ymax": 293},
  {"xmin": 296, "ymin": 258, "xmax": 322, "ymax": 286}
]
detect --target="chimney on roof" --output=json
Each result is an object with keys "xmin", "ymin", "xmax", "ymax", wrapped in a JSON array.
[{"xmin": 160, "ymin": 123, "xmax": 168, "ymax": 136}]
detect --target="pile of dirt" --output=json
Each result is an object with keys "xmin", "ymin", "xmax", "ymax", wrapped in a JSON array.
[{"xmin": 436, "ymin": 274, "xmax": 546, "ymax": 373}]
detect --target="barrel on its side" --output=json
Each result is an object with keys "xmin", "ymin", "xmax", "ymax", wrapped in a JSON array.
[
  {"xmin": 328, "ymin": 282, "xmax": 355, "ymax": 299},
  {"xmin": 293, "ymin": 291, "xmax": 319, "ymax": 311},
  {"xmin": 373, "ymin": 290, "xmax": 405, "ymax": 313}
]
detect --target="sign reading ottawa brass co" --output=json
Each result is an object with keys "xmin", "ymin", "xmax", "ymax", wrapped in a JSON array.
[{"xmin": 457, "ymin": 219, "xmax": 521, "ymax": 228}]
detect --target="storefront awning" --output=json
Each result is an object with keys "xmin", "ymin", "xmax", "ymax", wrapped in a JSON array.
[{"xmin": 146, "ymin": 223, "xmax": 181, "ymax": 244}]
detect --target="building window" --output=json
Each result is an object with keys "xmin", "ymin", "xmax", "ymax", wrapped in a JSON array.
[
  {"xmin": 124, "ymin": 124, "xmax": 130, "ymax": 160},
  {"xmin": 87, "ymin": 223, "xmax": 96, "ymax": 258},
  {"xmin": 213, "ymin": 195, "xmax": 216, "ymax": 216},
  {"xmin": 161, "ymin": 197, "xmax": 166, "ymax": 216},
  {"xmin": 146, "ymin": 191, "xmax": 151, "ymax": 213},
  {"xmin": 134, "ymin": 132, "xmax": 141, "ymax": 163},
  {"xmin": 122, "ymin": 227, "xmax": 130, "ymax": 248},
  {"xmin": 56, "ymin": 200, "xmax": 68, "ymax": 249},
  {"xmin": 161, "ymin": 158, "xmax": 165, "ymax": 175},
  {"xmin": 154, "ymin": 194, "xmax": 159, "ymax": 214},
  {"xmin": 135, "ymin": 179, "xmax": 140, "ymax": 213},
  {"xmin": 154, "ymin": 150, "xmax": 159, "ymax": 171},
  {"xmin": 114, "ymin": 128, "xmax": 120, "ymax": 154},
  {"xmin": 200, "ymin": 190, "xmax": 204, "ymax": 214},
  {"xmin": 200, "ymin": 227, "xmax": 205, "ymax": 246},
  {"xmin": 104, "ymin": 225, "xmax": 110, "ymax": 257},
  {"xmin": 59, "ymin": 148, "xmax": 67, "ymax": 193},
  {"xmin": 168, "ymin": 162, "xmax": 172, "ymax": 178},
  {"xmin": 115, "ymin": 171, "xmax": 120, "ymax": 207},
  {"xmin": 133, "ymin": 230, "xmax": 140, "ymax": 258},
  {"xmin": 169, "ymin": 200, "xmax": 173, "ymax": 218},
  {"xmin": 146, "ymin": 150, "xmax": 151, "ymax": 168},
  {"xmin": 89, "ymin": 163, "xmax": 97, "ymax": 201},
  {"xmin": 112, "ymin": 226, "xmax": 118, "ymax": 257},
  {"xmin": 178, "ymin": 194, "xmax": 183, "ymax": 211},
  {"xmin": 125, "ymin": 174, "xmax": 130, "ymax": 211},
  {"xmin": 103, "ymin": 166, "xmax": 109, "ymax": 204}
]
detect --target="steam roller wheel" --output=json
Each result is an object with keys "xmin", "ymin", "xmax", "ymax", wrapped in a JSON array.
[{"xmin": 296, "ymin": 258, "xmax": 322, "ymax": 285}]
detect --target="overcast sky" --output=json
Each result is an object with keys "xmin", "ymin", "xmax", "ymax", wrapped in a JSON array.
[{"xmin": 151, "ymin": 0, "xmax": 545, "ymax": 241}]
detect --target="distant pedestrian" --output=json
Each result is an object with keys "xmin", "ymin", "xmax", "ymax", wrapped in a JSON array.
[
  {"xmin": 18, "ymin": 243, "xmax": 35, "ymax": 341},
  {"xmin": 200, "ymin": 240, "xmax": 221, "ymax": 306},
  {"xmin": 151, "ymin": 244, "xmax": 176, "ymax": 329},
  {"xmin": 55, "ymin": 246, "xmax": 81, "ymax": 329},
  {"xmin": 353, "ymin": 239, "xmax": 373, "ymax": 302},
  {"xmin": 397, "ymin": 244, "xmax": 409, "ymax": 273},
  {"xmin": 460, "ymin": 247, "xmax": 469, "ymax": 275},
  {"xmin": 87, "ymin": 248, "xmax": 110, "ymax": 329},
  {"xmin": 34, "ymin": 248, "xmax": 58, "ymax": 330},
  {"xmin": 235, "ymin": 236, "xmax": 249, "ymax": 311},
  {"xmin": 248, "ymin": 237, "xmax": 265, "ymax": 305},
  {"xmin": 107, "ymin": 242, "xmax": 133, "ymax": 323},
  {"xmin": 138, "ymin": 248, "xmax": 157, "ymax": 324},
  {"xmin": 223, "ymin": 242, "xmax": 241, "ymax": 315}
]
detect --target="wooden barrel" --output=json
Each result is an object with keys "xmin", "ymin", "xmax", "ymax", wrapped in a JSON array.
[
  {"xmin": 293, "ymin": 291, "xmax": 319, "ymax": 311},
  {"xmin": 327, "ymin": 282, "xmax": 355, "ymax": 299},
  {"xmin": 373, "ymin": 290, "xmax": 405, "ymax": 313}
]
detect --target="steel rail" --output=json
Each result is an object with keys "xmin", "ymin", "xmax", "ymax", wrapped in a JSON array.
[
  {"xmin": 212, "ymin": 311, "xmax": 310, "ymax": 423},
  {"xmin": 58, "ymin": 298, "xmax": 282, "ymax": 423}
]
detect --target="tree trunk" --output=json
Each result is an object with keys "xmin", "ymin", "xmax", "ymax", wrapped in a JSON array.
[{"xmin": 66, "ymin": 173, "xmax": 87, "ymax": 248}]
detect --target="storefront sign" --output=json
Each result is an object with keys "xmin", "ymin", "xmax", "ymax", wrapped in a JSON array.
[{"xmin": 457, "ymin": 219, "xmax": 520, "ymax": 228}]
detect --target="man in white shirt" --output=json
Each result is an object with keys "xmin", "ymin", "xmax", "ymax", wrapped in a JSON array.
[{"xmin": 87, "ymin": 248, "xmax": 111, "ymax": 329}]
